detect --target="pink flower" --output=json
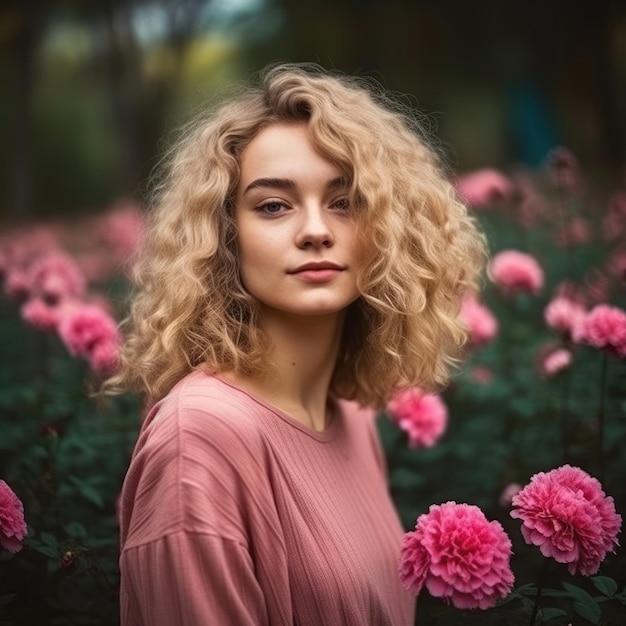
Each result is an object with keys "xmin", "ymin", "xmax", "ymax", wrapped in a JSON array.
[
  {"xmin": 513, "ymin": 172, "xmax": 547, "ymax": 229},
  {"xmin": 74, "ymin": 250, "xmax": 118, "ymax": 283},
  {"xmin": 499, "ymin": 483, "xmax": 522, "ymax": 507},
  {"xmin": 0, "ymin": 226, "xmax": 60, "ymax": 269},
  {"xmin": 20, "ymin": 298, "xmax": 62, "ymax": 332},
  {"xmin": 460, "ymin": 295, "xmax": 498, "ymax": 346},
  {"xmin": 489, "ymin": 250, "xmax": 544, "ymax": 295},
  {"xmin": 583, "ymin": 269, "xmax": 612, "ymax": 304},
  {"xmin": 455, "ymin": 169, "xmax": 513, "ymax": 209},
  {"xmin": 26, "ymin": 251, "xmax": 86, "ymax": 304},
  {"xmin": 555, "ymin": 217, "xmax": 592, "ymax": 247},
  {"xmin": 544, "ymin": 297, "xmax": 587, "ymax": 335},
  {"xmin": 88, "ymin": 339, "xmax": 120, "ymax": 376},
  {"xmin": 400, "ymin": 502, "xmax": 514, "ymax": 609},
  {"xmin": 555, "ymin": 280, "xmax": 586, "ymax": 304},
  {"xmin": 511, "ymin": 465, "xmax": 622, "ymax": 576},
  {"xmin": 572, "ymin": 304, "xmax": 626, "ymax": 357},
  {"xmin": 3, "ymin": 268, "xmax": 31, "ymax": 300},
  {"xmin": 57, "ymin": 304, "xmax": 121, "ymax": 371},
  {"xmin": 468, "ymin": 366, "xmax": 494, "ymax": 385},
  {"xmin": 607, "ymin": 248, "xmax": 626, "ymax": 281},
  {"xmin": 541, "ymin": 348, "xmax": 572, "ymax": 377},
  {"xmin": 387, "ymin": 387, "xmax": 447, "ymax": 448},
  {"xmin": 0, "ymin": 480, "xmax": 28, "ymax": 553},
  {"xmin": 95, "ymin": 200, "xmax": 145, "ymax": 265},
  {"xmin": 602, "ymin": 190, "xmax": 626, "ymax": 242},
  {"xmin": 0, "ymin": 248, "xmax": 7, "ymax": 277}
]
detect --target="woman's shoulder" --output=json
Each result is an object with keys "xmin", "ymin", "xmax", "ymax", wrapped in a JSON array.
[
  {"xmin": 120, "ymin": 371, "xmax": 273, "ymax": 549},
  {"xmin": 335, "ymin": 397, "xmax": 378, "ymax": 431},
  {"xmin": 138, "ymin": 370, "xmax": 268, "ymax": 456},
  {"xmin": 336, "ymin": 398, "xmax": 377, "ymax": 419}
]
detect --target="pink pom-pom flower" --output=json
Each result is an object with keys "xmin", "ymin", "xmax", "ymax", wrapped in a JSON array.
[
  {"xmin": 455, "ymin": 169, "xmax": 513, "ymax": 209},
  {"xmin": 511, "ymin": 465, "xmax": 622, "ymax": 576},
  {"xmin": 499, "ymin": 483, "xmax": 523, "ymax": 507},
  {"xmin": 88, "ymin": 339, "xmax": 121, "ymax": 376},
  {"xmin": 540, "ymin": 348, "xmax": 573, "ymax": 377},
  {"xmin": 572, "ymin": 304, "xmax": 626, "ymax": 358},
  {"xmin": 460, "ymin": 294, "xmax": 499, "ymax": 346},
  {"xmin": 489, "ymin": 250, "xmax": 544, "ymax": 295},
  {"xmin": 387, "ymin": 387, "xmax": 448, "ymax": 448},
  {"xmin": 26, "ymin": 251, "xmax": 86, "ymax": 304},
  {"xmin": 544, "ymin": 296, "xmax": 587, "ymax": 336},
  {"xmin": 57, "ymin": 304, "xmax": 121, "ymax": 374},
  {"xmin": 3, "ymin": 268, "xmax": 31, "ymax": 301},
  {"xmin": 0, "ymin": 480, "xmax": 28, "ymax": 553},
  {"xmin": 95, "ymin": 201, "xmax": 146, "ymax": 265},
  {"xmin": 400, "ymin": 502, "xmax": 515, "ymax": 609},
  {"xmin": 20, "ymin": 298, "xmax": 62, "ymax": 332}
]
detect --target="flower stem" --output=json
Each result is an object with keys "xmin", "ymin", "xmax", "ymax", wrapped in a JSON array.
[
  {"xmin": 529, "ymin": 558, "xmax": 550, "ymax": 626},
  {"xmin": 559, "ymin": 363, "xmax": 570, "ymax": 463},
  {"xmin": 555, "ymin": 174, "xmax": 575, "ymax": 278},
  {"xmin": 529, "ymin": 581, "xmax": 543, "ymax": 626},
  {"xmin": 598, "ymin": 351, "xmax": 608, "ymax": 483}
]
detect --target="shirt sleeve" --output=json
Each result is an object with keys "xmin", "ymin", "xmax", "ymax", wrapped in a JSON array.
[
  {"xmin": 120, "ymin": 530, "xmax": 268, "ymax": 625},
  {"xmin": 118, "ymin": 391, "xmax": 287, "ymax": 626}
]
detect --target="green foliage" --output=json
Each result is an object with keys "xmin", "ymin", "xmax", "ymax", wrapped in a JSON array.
[
  {"xmin": 380, "ymin": 165, "xmax": 626, "ymax": 625},
  {"xmin": 1, "ymin": 160, "xmax": 625, "ymax": 625},
  {"xmin": 0, "ymin": 300, "xmax": 140, "ymax": 626}
]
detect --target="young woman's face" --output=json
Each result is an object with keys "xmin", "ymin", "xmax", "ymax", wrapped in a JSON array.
[{"xmin": 234, "ymin": 122, "xmax": 361, "ymax": 320}]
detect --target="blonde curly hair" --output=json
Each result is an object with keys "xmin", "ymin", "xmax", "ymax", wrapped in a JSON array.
[{"xmin": 105, "ymin": 63, "xmax": 487, "ymax": 408}]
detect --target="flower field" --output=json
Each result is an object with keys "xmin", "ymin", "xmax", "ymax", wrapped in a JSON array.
[
  {"xmin": 384, "ymin": 151, "xmax": 626, "ymax": 624},
  {"xmin": 1, "ymin": 150, "xmax": 626, "ymax": 625}
]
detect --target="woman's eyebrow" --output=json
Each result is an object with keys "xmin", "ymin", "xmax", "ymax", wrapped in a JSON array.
[
  {"xmin": 327, "ymin": 176, "xmax": 350, "ymax": 191},
  {"xmin": 242, "ymin": 178, "xmax": 295, "ymax": 195},
  {"xmin": 242, "ymin": 176, "xmax": 349, "ymax": 196}
]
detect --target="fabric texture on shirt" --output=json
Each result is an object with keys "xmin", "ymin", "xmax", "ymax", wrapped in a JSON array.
[{"xmin": 118, "ymin": 370, "xmax": 415, "ymax": 625}]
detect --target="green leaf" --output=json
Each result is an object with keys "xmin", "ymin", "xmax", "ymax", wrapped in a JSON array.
[
  {"xmin": 32, "ymin": 545, "xmax": 58, "ymax": 558},
  {"xmin": 542, "ymin": 589, "xmax": 570, "ymax": 598},
  {"xmin": 64, "ymin": 521, "xmax": 88, "ymax": 539},
  {"xmin": 40, "ymin": 532, "xmax": 58, "ymax": 547},
  {"xmin": 539, "ymin": 607, "xmax": 568, "ymax": 620},
  {"xmin": 562, "ymin": 582, "xmax": 602, "ymax": 624},
  {"xmin": 591, "ymin": 576, "xmax": 617, "ymax": 598},
  {"xmin": 573, "ymin": 599, "xmax": 602, "ymax": 624},
  {"xmin": 78, "ymin": 483, "xmax": 104, "ymax": 508},
  {"xmin": 516, "ymin": 583, "xmax": 538, "ymax": 596},
  {"xmin": 562, "ymin": 582, "xmax": 595, "ymax": 604}
]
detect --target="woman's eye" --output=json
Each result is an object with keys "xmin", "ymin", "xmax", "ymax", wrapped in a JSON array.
[
  {"xmin": 258, "ymin": 201, "xmax": 287, "ymax": 215},
  {"xmin": 332, "ymin": 197, "xmax": 350, "ymax": 211}
]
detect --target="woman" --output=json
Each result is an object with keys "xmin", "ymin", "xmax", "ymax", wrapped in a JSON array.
[{"xmin": 108, "ymin": 63, "xmax": 486, "ymax": 625}]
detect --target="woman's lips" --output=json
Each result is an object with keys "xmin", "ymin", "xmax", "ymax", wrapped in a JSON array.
[
  {"xmin": 289, "ymin": 262, "xmax": 345, "ymax": 283},
  {"xmin": 292, "ymin": 268, "xmax": 344, "ymax": 282}
]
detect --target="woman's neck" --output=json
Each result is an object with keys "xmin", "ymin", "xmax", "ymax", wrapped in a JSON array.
[{"xmin": 230, "ymin": 310, "xmax": 345, "ymax": 431}]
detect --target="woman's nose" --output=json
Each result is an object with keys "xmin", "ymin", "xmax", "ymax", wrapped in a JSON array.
[{"xmin": 296, "ymin": 206, "xmax": 335, "ymax": 249}]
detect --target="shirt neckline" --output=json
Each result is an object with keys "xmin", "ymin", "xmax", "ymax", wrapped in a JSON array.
[{"xmin": 208, "ymin": 372, "xmax": 341, "ymax": 443}]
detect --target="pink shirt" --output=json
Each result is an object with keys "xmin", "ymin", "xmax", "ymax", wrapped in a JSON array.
[{"xmin": 119, "ymin": 371, "xmax": 415, "ymax": 625}]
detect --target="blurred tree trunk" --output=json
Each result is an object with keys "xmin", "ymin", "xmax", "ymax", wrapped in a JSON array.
[
  {"xmin": 7, "ymin": 0, "xmax": 48, "ymax": 217},
  {"xmin": 589, "ymin": 0, "xmax": 626, "ymax": 167},
  {"xmin": 247, "ymin": 0, "xmax": 626, "ymax": 171},
  {"xmin": 102, "ymin": 0, "xmax": 142, "ymax": 193},
  {"xmin": 99, "ymin": 0, "xmax": 211, "ymax": 196}
]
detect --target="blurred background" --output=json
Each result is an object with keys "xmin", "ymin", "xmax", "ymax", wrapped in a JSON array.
[
  {"xmin": 2, "ymin": 3, "xmax": 626, "ymax": 624},
  {"xmin": 2, "ymin": 0, "xmax": 626, "ymax": 219}
]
